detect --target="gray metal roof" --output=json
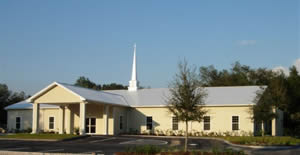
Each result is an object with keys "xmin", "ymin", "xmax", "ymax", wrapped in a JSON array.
[
  {"xmin": 59, "ymin": 82, "xmax": 129, "ymax": 106},
  {"xmin": 105, "ymin": 86, "xmax": 263, "ymax": 107},
  {"xmin": 6, "ymin": 83, "xmax": 263, "ymax": 110},
  {"xmin": 5, "ymin": 101, "xmax": 59, "ymax": 110}
]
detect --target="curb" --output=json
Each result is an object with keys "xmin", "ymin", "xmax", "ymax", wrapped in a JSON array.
[
  {"xmin": 61, "ymin": 135, "xmax": 90, "ymax": 141},
  {"xmin": 0, "ymin": 138, "xmax": 58, "ymax": 141},
  {"xmin": 121, "ymin": 134, "xmax": 300, "ymax": 149},
  {"xmin": 0, "ymin": 135, "xmax": 89, "ymax": 142}
]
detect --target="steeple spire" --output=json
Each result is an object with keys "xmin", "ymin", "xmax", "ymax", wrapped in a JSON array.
[{"xmin": 128, "ymin": 43, "xmax": 139, "ymax": 91}]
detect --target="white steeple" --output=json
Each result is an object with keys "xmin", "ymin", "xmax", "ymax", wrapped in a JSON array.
[{"xmin": 128, "ymin": 43, "xmax": 139, "ymax": 91}]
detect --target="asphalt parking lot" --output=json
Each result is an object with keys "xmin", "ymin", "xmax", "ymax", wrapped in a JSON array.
[
  {"xmin": 0, "ymin": 135, "xmax": 231, "ymax": 154},
  {"xmin": 0, "ymin": 135, "xmax": 300, "ymax": 155}
]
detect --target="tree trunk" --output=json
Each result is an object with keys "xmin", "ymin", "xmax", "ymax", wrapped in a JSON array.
[
  {"xmin": 185, "ymin": 120, "xmax": 188, "ymax": 152},
  {"xmin": 261, "ymin": 121, "xmax": 265, "ymax": 137}
]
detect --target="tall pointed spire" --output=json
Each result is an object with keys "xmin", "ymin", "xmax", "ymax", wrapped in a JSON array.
[{"xmin": 128, "ymin": 43, "xmax": 139, "ymax": 91}]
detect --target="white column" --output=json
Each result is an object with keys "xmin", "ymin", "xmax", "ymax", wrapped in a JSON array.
[
  {"xmin": 32, "ymin": 103, "xmax": 40, "ymax": 134},
  {"xmin": 80, "ymin": 102, "xmax": 86, "ymax": 135},
  {"xmin": 65, "ymin": 106, "xmax": 71, "ymax": 134},
  {"xmin": 59, "ymin": 106, "xmax": 65, "ymax": 134},
  {"xmin": 103, "ymin": 105, "xmax": 109, "ymax": 135},
  {"xmin": 272, "ymin": 108, "xmax": 277, "ymax": 136}
]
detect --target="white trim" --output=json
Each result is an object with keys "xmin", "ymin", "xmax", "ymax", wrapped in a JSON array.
[
  {"xmin": 26, "ymin": 82, "xmax": 86, "ymax": 102},
  {"xmin": 15, "ymin": 116, "xmax": 22, "ymax": 130},
  {"xmin": 232, "ymin": 115, "xmax": 240, "ymax": 131},
  {"xmin": 48, "ymin": 116, "xmax": 55, "ymax": 130}
]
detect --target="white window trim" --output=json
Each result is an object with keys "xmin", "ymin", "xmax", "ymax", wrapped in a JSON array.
[
  {"xmin": 232, "ymin": 115, "xmax": 240, "ymax": 131},
  {"xmin": 16, "ymin": 116, "xmax": 22, "ymax": 130},
  {"xmin": 203, "ymin": 116, "xmax": 211, "ymax": 131},
  {"xmin": 48, "ymin": 116, "xmax": 55, "ymax": 130},
  {"xmin": 146, "ymin": 116, "xmax": 153, "ymax": 130}
]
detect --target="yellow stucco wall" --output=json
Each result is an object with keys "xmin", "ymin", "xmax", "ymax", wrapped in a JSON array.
[
  {"xmin": 113, "ymin": 106, "xmax": 128, "ymax": 135},
  {"xmin": 39, "ymin": 108, "xmax": 60, "ymax": 132},
  {"xmin": 34, "ymin": 85, "xmax": 82, "ymax": 103},
  {"xmin": 7, "ymin": 110, "xmax": 32, "ymax": 131},
  {"xmin": 68, "ymin": 103, "xmax": 120, "ymax": 135},
  {"xmin": 7, "ymin": 105, "xmax": 284, "ymax": 136},
  {"xmin": 129, "ymin": 106, "xmax": 255, "ymax": 135}
]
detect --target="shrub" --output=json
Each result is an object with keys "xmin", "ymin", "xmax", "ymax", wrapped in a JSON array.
[{"xmin": 125, "ymin": 145, "xmax": 161, "ymax": 154}]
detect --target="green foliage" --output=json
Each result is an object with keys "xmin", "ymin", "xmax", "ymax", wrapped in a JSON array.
[
  {"xmin": 74, "ymin": 76, "xmax": 127, "ymax": 90},
  {"xmin": 0, "ymin": 133, "xmax": 77, "ymax": 140},
  {"xmin": 284, "ymin": 66, "xmax": 300, "ymax": 136},
  {"xmin": 0, "ymin": 83, "xmax": 28, "ymax": 125},
  {"xmin": 222, "ymin": 136, "xmax": 300, "ymax": 146},
  {"xmin": 121, "ymin": 145, "xmax": 246, "ymax": 154},
  {"xmin": 168, "ymin": 60, "xmax": 207, "ymax": 123},
  {"xmin": 125, "ymin": 145, "xmax": 161, "ymax": 154},
  {"xmin": 199, "ymin": 61, "xmax": 300, "ymax": 137},
  {"xmin": 167, "ymin": 60, "xmax": 208, "ymax": 152},
  {"xmin": 75, "ymin": 76, "xmax": 101, "ymax": 90}
]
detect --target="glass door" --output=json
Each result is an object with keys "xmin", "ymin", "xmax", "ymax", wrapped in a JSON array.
[{"xmin": 85, "ymin": 118, "xmax": 96, "ymax": 134}]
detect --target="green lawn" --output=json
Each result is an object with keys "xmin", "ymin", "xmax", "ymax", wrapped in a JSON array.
[
  {"xmin": 220, "ymin": 136, "xmax": 300, "ymax": 146},
  {"xmin": 0, "ymin": 133, "xmax": 78, "ymax": 140}
]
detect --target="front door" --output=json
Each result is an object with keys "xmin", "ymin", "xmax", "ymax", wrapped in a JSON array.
[{"xmin": 85, "ymin": 118, "xmax": 96, "ymax": 134}]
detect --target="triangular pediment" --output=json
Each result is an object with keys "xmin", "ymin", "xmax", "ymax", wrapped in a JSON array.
[{"xmin": 27, "ymin": 82, "xmax": 84, "ymax": 104}]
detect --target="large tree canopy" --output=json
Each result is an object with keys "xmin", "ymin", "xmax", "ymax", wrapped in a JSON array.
[
  {"xmin": 199, "ymin": 62, "xmax": 300, "ymax": 136},
  {"xmin": 0, "ymin": 84, "xmax": 27, "ymax": 125}
]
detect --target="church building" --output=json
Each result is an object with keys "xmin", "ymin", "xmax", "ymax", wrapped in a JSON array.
[{"xmin": 5, "ymin": 45, "xmax": 283, "ymax": 136}]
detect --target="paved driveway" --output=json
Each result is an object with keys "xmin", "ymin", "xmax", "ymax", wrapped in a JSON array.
[{"xmin": 0, "ymin": 135, "xmax": 299, "ymax": 155}]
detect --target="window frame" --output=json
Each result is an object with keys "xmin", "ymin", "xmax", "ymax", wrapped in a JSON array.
[
  {"xmin": 172, "ymin": 117, "xmax": 179, "ymax": 130},
  {"xmin": 232, "ymin": 116, "xmax": 239, "ymax": 131},
  {"xmin": 49, "ymin": 116, "xmax": 55, "ymax": 130},
  {"xmin": 16, "ymin": 116, "xmax": 21, "ymax": 130},
  {"xmin": 203, "ymin": 116, "xmax": 210, "ymax": 131},
  {"xmin": 146, "ymin": 116, "xmax": 153, "ymax": 130}
]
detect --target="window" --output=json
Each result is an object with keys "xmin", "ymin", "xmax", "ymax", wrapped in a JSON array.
[
  {"xmin": 232, "ymin": 116, "xmax": 239, "ymax": 130},
  {"xmin": 120, "ymin": 116, "xmax": 123, "ymax": 130},
  {"xmin": 146, "ymin": 116, "xmax": 152, "ymax": 130},
  {"xmin": 172, "ymin": 117, "xmax": 178, "ymax": 130},
  {"xmin": 16, "ymin": 117, "xmax": 21, "ymax": 129},
  {"xmin": 49, "ymin": 117, "xmax": 55, "ymax": 130},
  {"xmin": 203, "ymin": 116, "xmax": 210, "ymax": 130}
]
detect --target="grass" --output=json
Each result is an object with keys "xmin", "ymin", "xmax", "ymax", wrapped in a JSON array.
[
  {"xmin": 219, "ymin": 136, "xmax": 300, "ymax": 146},
  {"xmin": 116, "ymin": 145, "xmax": 246, "ymax": 155},
  {"xmin": 0, "ymin": 133, "xmax": 78, "ymax": 140}
]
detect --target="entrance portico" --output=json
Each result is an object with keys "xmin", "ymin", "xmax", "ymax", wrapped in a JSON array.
[{"xmin": 27, "ymin": 82, "xmax": 129, "ymax": 135}]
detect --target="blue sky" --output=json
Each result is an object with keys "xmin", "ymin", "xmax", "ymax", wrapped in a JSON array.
[{"xmin": 0, "ymin": 0, "xmax": 299, "ymax": 95}]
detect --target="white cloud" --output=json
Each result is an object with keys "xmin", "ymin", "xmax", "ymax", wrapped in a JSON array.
[
  {"xmin": 293, "ymin": 58, "xmax": 300, "ymax": 72},
  {"xmin": 272, "ymin": 66, "xmax": 290, "ymax": 76},
  {"xmin": 273, "ymin": 58, "xmax": 300, "ymax": 76},
  {"xmin": 237, "ymin": 40, "xmax": 257, "ymax": 46}
]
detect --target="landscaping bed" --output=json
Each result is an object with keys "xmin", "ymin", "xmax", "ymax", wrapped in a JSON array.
[
  {"xmin": 220, "ymin": 136, "xmax": 300, "ymax": 146},
  {"xmin": 0, "ymin": 133, "xmax": 78, "ymax": 140}
]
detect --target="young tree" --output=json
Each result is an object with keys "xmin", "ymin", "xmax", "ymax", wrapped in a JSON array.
[{"xmin": 167, "ymin": 60, "xmax": 207, "ymax": 152}]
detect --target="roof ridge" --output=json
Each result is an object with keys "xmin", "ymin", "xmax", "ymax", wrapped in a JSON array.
[{"xmin": 57, "ymin": 82, "xmax": 128, "ymax": 98}]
